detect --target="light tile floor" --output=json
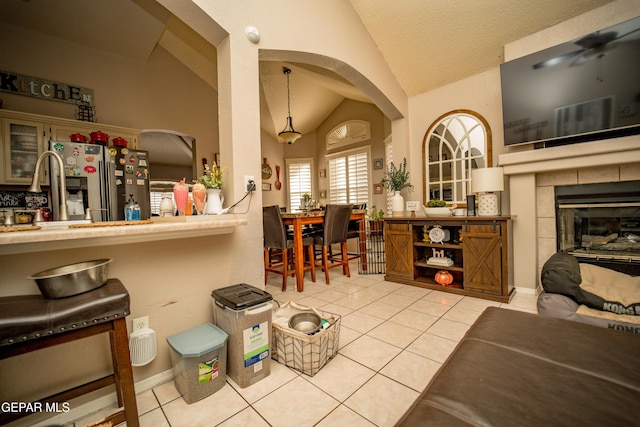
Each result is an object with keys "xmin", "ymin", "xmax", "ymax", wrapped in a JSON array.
[{"xmin": 76, "ymin": 263, "xmax": 538, "ymax": 427}]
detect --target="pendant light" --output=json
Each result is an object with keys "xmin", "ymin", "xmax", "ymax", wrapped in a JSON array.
[{"xmin": 278, "ymin": 67, "xmax": 302, "ymax": 144}]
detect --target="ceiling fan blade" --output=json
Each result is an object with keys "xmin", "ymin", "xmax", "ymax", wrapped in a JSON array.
[
  {"xmin": 532, "ymin": 49, "xmax": 585, "ymax": 70},
  {"xmin": 570, "ymin": 43, "xmax": 618, "ymax": 67}
]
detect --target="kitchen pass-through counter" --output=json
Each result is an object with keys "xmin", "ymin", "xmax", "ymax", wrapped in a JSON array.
[{"xmin": 0, "ymin": 215, "xmax": 247, "ymax": 255}]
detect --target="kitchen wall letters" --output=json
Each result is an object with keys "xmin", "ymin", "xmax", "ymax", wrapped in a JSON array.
[{"xmin": 0, "ymin": 70, "xmax": 94, "ymax": 106}]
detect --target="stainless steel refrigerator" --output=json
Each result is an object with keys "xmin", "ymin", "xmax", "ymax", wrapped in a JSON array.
[
  {"xmin": 49, "ymin": 141, "xmax": 109, "ymax": 221},
  {"xmin": 104, "ymin": 146, "xmax": 151, "ymax": 220}
]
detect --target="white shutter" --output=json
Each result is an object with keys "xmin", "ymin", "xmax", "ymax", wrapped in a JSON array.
[
  {"xmin": 327, "ymin": 148, "xmax": 370, "ymax": 206},
  {"xmin": 286, "ymin": 159, "xmax": 312, "ymax": 211}
]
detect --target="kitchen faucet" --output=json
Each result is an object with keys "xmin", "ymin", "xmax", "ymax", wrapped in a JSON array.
[{"xmin": 28, "ymin": 150, "xmax": 70, "ymax": 221}]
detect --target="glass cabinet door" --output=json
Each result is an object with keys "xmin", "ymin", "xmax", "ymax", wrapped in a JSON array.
[{"xmin": 1, "ymin": 118, "xmax": 46, "ymax": 184}]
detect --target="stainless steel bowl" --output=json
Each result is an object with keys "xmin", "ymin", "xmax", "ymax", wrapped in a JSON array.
[
  {"xmin": 28, "ymin": 259, "xmax": 112, "ymax": 299},
  {"xmin": 288, "ymin": 312, "xmax": 322, "ymax": 335}
]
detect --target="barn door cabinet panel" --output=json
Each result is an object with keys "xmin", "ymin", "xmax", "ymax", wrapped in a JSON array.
[
  {"xmin": 384, "ymin": 221, "xmax": 414, "ymax": 279},
  {"xmin": 384, "ymin": 217, "xmax": 514, "ymax": 302}
]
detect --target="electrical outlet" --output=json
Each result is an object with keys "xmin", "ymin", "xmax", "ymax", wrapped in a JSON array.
[
  {"xmin": 133, "ymin": 316, "xmax": 149, "ymax": 330},
  {"xmin": 244, "ymin": 175, "xmax": 256, "ymax": 192}
]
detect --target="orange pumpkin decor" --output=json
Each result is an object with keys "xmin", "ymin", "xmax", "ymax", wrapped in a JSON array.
[{"xmin": 434, "ymin": 270, "xmax": 454, "ymax": 286}]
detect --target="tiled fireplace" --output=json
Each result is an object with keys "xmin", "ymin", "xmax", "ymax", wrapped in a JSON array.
[{"xmin": 499, "ymin": 135, "xmax": 640, "ymax": 291}]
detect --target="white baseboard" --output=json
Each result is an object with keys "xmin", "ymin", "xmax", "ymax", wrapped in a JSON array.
[
  {"xmin": 29, "ymin": 368, "xmax": 175, "ymax": 427},
  {"xmin": 514, "ymin": 286, "xmax": 537, "ymax": 296}
]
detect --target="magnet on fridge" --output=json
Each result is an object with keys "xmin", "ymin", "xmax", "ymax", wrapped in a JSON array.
[
  {"xmin": 129, "ymin": 155, "xmax": 136, "ymax": 163},
  {"xmin": 108, "ymin": 148, "xmax": 117, "ymax": 156},
  {"xmin": 139, "ymin": 159, "xmax": 147, "ymax": 167}
]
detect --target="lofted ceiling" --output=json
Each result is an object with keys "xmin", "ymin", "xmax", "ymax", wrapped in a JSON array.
[{"xmin": 0, "ymin": 0, "xmax": 618, "ymax": 138}]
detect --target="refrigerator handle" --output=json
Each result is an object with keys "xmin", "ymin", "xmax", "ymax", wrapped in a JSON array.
[{"xmin": 100, "ymin": 159, "xmax": 110, "ymax": 221}]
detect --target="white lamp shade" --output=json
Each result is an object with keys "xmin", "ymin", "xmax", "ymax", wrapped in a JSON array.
[{"xmin": 471, "ymin": 167, "xmax": 504, "ymax": 193}]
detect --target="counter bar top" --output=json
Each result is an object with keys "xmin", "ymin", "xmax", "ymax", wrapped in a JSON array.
[{"xmin": 0, "ymin": 215, "xmax": 246, "ymax": 255}]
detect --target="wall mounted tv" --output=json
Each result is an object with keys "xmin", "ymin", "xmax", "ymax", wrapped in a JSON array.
[{"xmin": 501, "ymin": 16, "xmax": 640, "ymax": 147}]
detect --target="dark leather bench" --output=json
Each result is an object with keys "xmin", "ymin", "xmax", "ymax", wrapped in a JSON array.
[
  {"xmin": 0, "ymin": 279, "xmax": 138, "ymax": 426},
  {"xmin": 397, "ymin": 307, "xmax": 640, "ymax": 426}
]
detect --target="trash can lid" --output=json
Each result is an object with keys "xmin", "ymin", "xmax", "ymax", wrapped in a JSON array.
[
  {"xmin": 166, "ymin": 323, "xmax": 228, "ymax": 357},
  {"xmin": 211, "ymin": 283, "xmax": 273, "ymax": 310}
]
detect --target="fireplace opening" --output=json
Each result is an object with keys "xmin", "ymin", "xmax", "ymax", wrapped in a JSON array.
[{"xmin": 556, "ymin": 180, "xmax": 640, "ymax": 276}]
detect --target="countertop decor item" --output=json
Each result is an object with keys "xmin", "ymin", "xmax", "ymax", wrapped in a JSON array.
[
  {"xmin": 434, "ymin": 270, "xmax": 454, "ymax": 286},
  {"xmin": 192, "ymin": 182, "xmax": 206, "ymax": 215},
  {"xmin": 195, "ymin": 162, "xmax": 225, "ymax": 189},
  {"xmin": 424, "ymin": 199, "xmax": 453, "ymax": 216},
  {"xmin": 471, "ymin": 167, "xmax": 504, "ymax": 216},
  {"xmin": 381, "ymin": 158, "xmax": 413, "ymax": 217},
  {"xmin": 173, "ymin": 179, "xmax": 189, "ymax": 216}
]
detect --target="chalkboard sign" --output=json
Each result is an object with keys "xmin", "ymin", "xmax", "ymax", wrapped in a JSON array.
[{"xmin": 0, "ymin": 191, "xmax": 48, "ymax": 209}]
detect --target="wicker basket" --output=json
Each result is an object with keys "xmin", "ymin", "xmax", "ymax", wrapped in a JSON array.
[{"xmin": 271, "ymin": 302, "xmax": 341, "ymax": 376}]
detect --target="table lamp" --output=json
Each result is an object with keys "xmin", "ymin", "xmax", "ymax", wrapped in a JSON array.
[{"xmin": 471, "ymin": 167, "xmax": 504, "ymax": 216}]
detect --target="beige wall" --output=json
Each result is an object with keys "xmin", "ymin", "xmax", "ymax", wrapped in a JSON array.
[{"xmin": 408, "ymin": 68, "xmax": 506, "ymax": 207}]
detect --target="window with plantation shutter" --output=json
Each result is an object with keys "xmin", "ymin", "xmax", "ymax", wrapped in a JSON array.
[
  {"xmin": 285, "ymin": 158, "xmax": 313, "ymax": 212},
  {"xmin": 327, "ymin": 147, "xmax": 371, "ymax": 207}
]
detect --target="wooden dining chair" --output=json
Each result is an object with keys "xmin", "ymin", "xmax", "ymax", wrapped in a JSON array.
[
  {"xmin": 263, "ymin": 205, "xmax": 316, "ymax": 291},
  {"xmin": 313, "ymin": 204, "xmax": 353, "ymax": 284},
  {"xmin": 346, "ymin": 203, "xmax": 367, "ymax": 261}
]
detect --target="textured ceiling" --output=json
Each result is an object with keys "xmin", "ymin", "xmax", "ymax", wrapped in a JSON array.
[{"xmin": 348, "ymin": 0, "xmax": 617, "ymax": 96}]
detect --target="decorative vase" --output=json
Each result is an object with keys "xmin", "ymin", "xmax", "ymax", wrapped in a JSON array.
[
  {"xmin": 192, "ymin": 183, "xmax": 206, "ymax": 215},
  {"xmin": 392, "ymin": 191, "xmax": 404, "ymax": 217},
  {"xmin": 159, "ymin": 193, "xmax": 174, "ymax": 217},
  {"xmin": 173, "ymin": 179, "xmax": 189, "ymax": 216},
  {"xmin": 205, "ymin": 188, "xmax": 224, "ymax": 214}
]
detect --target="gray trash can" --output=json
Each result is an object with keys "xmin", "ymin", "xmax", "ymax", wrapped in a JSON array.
[
  {"xmin": 211, "ymin": 284, "xmax": 273, "ymax": 388},
  {"xmin": 166, "ymin": 323, "xmax": 228, "ymax": 403}
]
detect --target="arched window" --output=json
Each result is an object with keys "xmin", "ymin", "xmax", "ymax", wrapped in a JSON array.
[
  {"xmin": 326, "ymin": 120, "xmax": 370, "ymax": 150},
  {"xmin": 422, "ymin": 110, "xmax": 492, "ymax": 205}
]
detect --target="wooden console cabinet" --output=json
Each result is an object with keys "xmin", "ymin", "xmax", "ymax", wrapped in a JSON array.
[{"xmin": 384, "ymin": 216, "xmax": 514, "ymax": 302}]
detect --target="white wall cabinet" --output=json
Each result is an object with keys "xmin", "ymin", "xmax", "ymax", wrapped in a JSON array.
[{"xmin": 1, "ymin": 116, "xmax": 47, "ymax": 185}]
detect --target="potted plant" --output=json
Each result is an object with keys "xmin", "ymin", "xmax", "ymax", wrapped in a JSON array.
[
  {"xmin": 380, "ymin": 158, "xmax": 413, "ymax": 216},
  {"xmin": 300, "ymin": 193, "xmax": 311, "ymax": 210},
  {"xmin": 424, "ymin": 199, "xmax": 452, "ymax": 216},
  {"xmin": 194, "ymin": 162, "xmax": 226, "ymax": 214},
  {"xmin": 368, "ymin": 206, "xmax": 385, "ymax": 233}
]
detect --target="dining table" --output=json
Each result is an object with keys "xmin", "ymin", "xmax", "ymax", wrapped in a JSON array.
[{"xmin": 281, "ymin": 209, "xmax": 367, "ymax": 292}]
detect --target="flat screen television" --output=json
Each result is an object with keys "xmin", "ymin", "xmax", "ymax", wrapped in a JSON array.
[{"xmin": 500, "ymin": 16, "xmax": 640, "ymax": 147}]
